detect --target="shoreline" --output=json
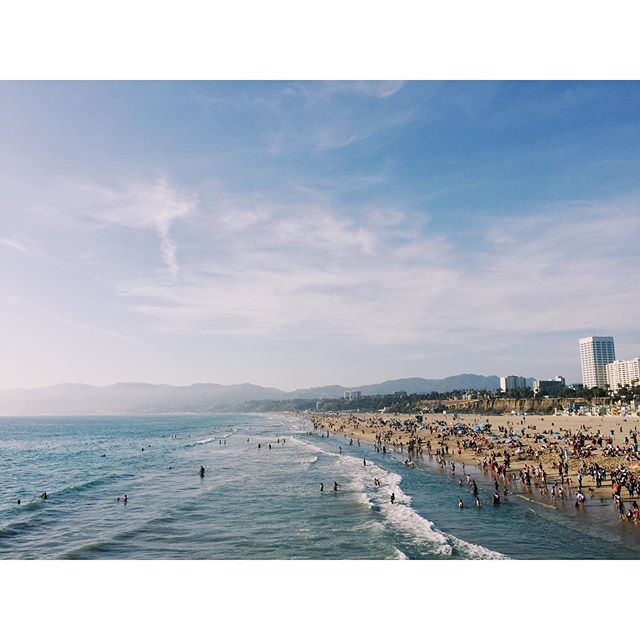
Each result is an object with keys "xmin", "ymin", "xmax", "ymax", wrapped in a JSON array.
[{"xmin": 303, "ymin": 411, "xmax": 640, "ymax": 525}]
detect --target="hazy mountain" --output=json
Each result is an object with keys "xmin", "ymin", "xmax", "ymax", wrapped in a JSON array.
[{"xmin": 0, "ymin": 374, "xmax": 500, "ymax": 415}]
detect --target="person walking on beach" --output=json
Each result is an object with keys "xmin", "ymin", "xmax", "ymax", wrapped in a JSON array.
[{"xmin": 390, "ymin": 493, "xmax": 396, "ymax": 504}]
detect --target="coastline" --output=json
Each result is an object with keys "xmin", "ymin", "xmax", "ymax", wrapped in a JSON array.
[{"xmin": 304, "ymin": 410, "xmax": 640, "ymax": 522}]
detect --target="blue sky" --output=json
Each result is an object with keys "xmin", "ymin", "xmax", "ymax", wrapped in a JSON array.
[{"xmin": 1, "ymin": 80, "xmax": 640, "ymax": 389}]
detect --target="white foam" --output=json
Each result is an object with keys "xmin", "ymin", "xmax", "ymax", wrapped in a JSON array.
[
  {"xmin": 390, "ymin": 547, "xmax": 409, "ymax": 560},
  {"xmin": 331, "ymin": 450, "xmax": 507, "ymax": 559}
]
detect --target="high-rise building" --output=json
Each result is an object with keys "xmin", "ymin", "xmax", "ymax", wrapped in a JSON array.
[
  {"xmin": 605, "ymin": 358, "xmax": 640, "ymax": 392},
  {"xmin": 499, "ymin": 375, "xmax": 529, "ymax": 392},
  {"xmin": 579, "ymin": 336, "xmax": 615, "ymax": 388}
]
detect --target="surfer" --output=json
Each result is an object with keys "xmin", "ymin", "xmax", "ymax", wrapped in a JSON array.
[
  {"xmin": 40, "ymin": 492, "xmax": 48, "ymax": 500},
  {"xmin": 200, "ymin": 465, "xmax": 205, "ymax": 478}
]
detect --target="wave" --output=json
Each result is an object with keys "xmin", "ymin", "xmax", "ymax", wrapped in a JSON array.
[
  {"xmin": 184, "ymin": 429, "xmax": 238, "ymax": 447},
  {"xmin": 390, "ymin": 547, "xmax": 409, "ymax": 560},
  {"xmin": 54, "ymin": 473, "xmax": 126, "ymax": 498},
  {"xmin": 296, "ymin": 435, "xmax": 507, "ymax": 559}
]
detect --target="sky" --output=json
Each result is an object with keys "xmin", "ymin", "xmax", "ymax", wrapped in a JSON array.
[{"xmin": 1, "ymin": 80, "xmax": 640, "ymax": 390}]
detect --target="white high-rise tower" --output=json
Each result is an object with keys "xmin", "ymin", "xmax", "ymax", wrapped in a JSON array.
[{"xmin": 579, "ymin": 336, "xmax": 615, "ymax": 388}]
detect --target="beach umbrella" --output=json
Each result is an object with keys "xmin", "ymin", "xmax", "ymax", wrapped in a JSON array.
[
  {"xmin": 473, "ymin": 426, "xmax": 482, "ymax": 433},
  {"xmin": 505, "ymin": 437, "xmax": 513, "ymax": 443}
]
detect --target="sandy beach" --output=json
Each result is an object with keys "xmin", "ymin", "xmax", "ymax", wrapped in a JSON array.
[{"xmin": 306, "ymin": 411, "xmax": 640, "ymax": 521}]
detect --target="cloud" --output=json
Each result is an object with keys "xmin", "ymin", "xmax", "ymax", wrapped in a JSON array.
[
  {"xmin": 51, "ymin": 314, "xmax": 139, "ymax": 343},
  {"xmin": 72, "ymin": 178, "xmax": 197, "ymax": 276},
  {"xmin": 0, "ymin": 236, "xmax": 34, "ymax": 255},
  {"xmin": 110, "ymin": 187, "xmax": 640, "ymax": 357}
]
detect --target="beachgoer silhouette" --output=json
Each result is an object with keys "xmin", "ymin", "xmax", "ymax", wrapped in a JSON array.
[
  {"xmin": 390, "ymin": 493, "xmax": 396, "ymax": 504},
  {"xmin": 458, "ymin": 499, "xmax": 464, "ymax": 509},
  {"xmin": 320, "ymin": 483, "xmax": 324, "ymax": 492},
  {"xmin": 17, "ymin": 499, "xmax": 21, "ymax": 505},
  {"xmin": 200, "ymin": 465, "xmax": 205, "ymax": 478},
  {"xmin": 123, "ymin": 494, "xmax": 128, "ymax": 504},
  {"xmin": 333, "ymin": 482, "xmax": 339, "ymax": 492}
]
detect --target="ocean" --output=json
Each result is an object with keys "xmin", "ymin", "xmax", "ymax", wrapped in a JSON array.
[{"xmin": 1, "ymin": 413, "xmax": 639, "ymax": 559}]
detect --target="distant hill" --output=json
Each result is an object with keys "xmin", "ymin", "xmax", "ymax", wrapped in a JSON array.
[
  {"xmin": 287, "ymin": 374, "xmax": 500, "ymax": 399},
  {"xmin": 0, "ymin": 374, "xmax": 500, "ymax": 415}
]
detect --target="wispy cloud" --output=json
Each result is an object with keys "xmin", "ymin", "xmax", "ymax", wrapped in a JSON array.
[
  {"xmin": 51, "ymin": 314, "xmax": 140, "ymax": 343},
  {"xmin": 71, "ymin": 178, "xmax": 197, "ymax": 276},
  {"xmin": 110, "ymin": 186, "xmax": 640, "ymax": 355},
  {"xmin": 0, "ymin": 236, "xmax": 35, "ymax": 256}
]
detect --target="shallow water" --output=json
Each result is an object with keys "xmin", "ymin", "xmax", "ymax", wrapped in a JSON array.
[{"xmin": 1, "ymin": 414, "xmax": 639, "ymax": 559}]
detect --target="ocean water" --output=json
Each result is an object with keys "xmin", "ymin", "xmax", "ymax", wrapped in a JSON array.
[{"xmin": 1, "ymin": 413, "xmax": 640, "ymax": 559}]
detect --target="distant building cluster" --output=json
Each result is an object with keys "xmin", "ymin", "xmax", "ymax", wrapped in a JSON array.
[
  {"xmin": 343, "ymin": 390, "xmax": 362, "ymax": 401},
  {"xmin": 499, "ymin": 374, "xmax": 566, "ymax": 396},
  {"xmin": 499, "ymin": 336, "xmax": 639, "ymax": 397},
  {"xmin": 579, "ymin": 336, "xmax": 640, "ymax": 391},
  {"xmin": 499, "ymin": 375, "xmax": 528, "ymax": 392}
]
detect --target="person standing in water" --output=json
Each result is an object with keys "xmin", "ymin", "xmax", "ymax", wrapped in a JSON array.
[
  {"xmin": 320, "ymin": 483, "xmax": 324, "ymax": 492},
  {"xmin": 458, "ymin": 499, "xmax": 464, "ymax": 509},
  {"xmin": 200, "ymin": 465, "xmax": 205, "ymax": 478},
  {"xmin": 333, "ymin": 481, "xmax": 339, "ymax": 492}
]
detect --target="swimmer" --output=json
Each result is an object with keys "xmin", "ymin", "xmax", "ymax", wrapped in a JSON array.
[
  {"xmin": 390, "ymin": 493, "xmax": 396, "ymax": 504},
  {"xmin": 258, "ymin": 443, "xmax": 261, "ymax": 449},
  {"xmin": 17, "ymin": 499, "xmax": 21, "ymax": 505},
  {"xmin": 339, "ymin": 446, "xmax": 342, "ymax": 453},
  {"xmin": 40, "ymin": 492, "xmax": 48, "ymax": 500},
  {"xmin": 493, "ymin": 491, "xmax": 500, "ymax": 505},
  {"xmin": 458, "ymin": 499, "xmax": 464, "ymax": 509},
  {"xmin": 475, "ymin": 497, "xmax": 481, "ymax": 508},
  {"xmin": 320, "ymin": 483, "xmax": 324, "ymax": 492},
  {"xmin": 123, "ymin": 494, "xmax": 128, "ymax": 504},
  {"xmin": 269, "ymin": 444, "xmax": 272, "ymax": 449},
  {"xmin": 333, "ymin": 481, "xmax": 339, "ymax": 492},
  {"xmin": 200, "ymin": 465, "xmax": 205, "ymax": 478}
]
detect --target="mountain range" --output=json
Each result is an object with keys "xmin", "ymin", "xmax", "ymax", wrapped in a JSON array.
[{"xmin": 0, "ymin": 374, "xmax": 500, "ymax": 415}]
